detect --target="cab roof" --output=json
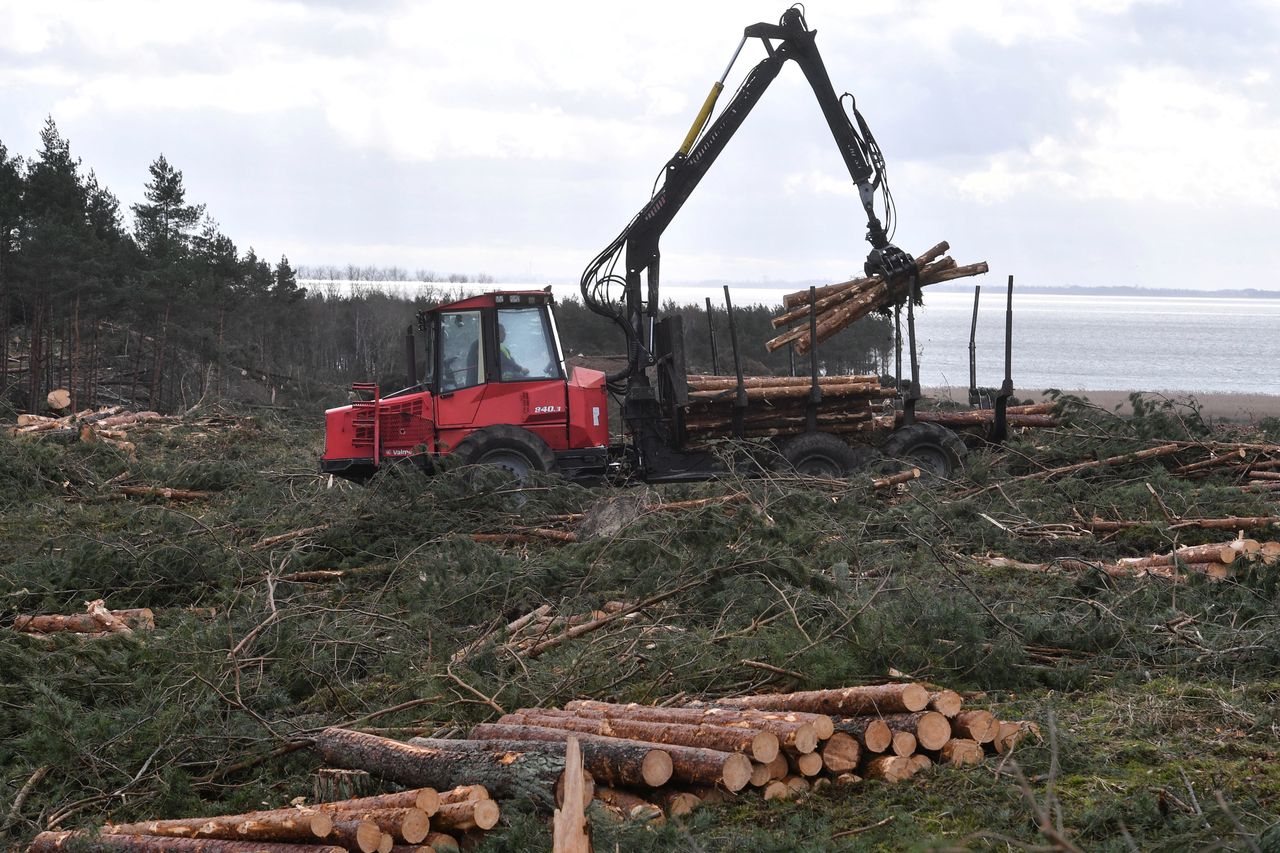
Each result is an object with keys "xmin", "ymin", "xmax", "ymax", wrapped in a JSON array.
[{"xmin": 428, "ymin": 290, "xmax": 554, "ymax": 313}]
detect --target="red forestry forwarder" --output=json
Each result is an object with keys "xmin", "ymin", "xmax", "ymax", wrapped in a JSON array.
[{"xmin": 321, "ymin": 8, "xmax": 1010, "ymax": 484}]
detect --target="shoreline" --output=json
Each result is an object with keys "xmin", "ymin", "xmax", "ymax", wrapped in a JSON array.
[{"xmin": 927, "ymin": 387, "xmax": 1280, "ymax": 423}]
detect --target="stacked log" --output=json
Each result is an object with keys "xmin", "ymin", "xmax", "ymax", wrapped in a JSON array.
[
  {"xmin": 682, "ymin": 374, "xmax": 895, "ymax": 440},
  {"xmin": 765, "ymin": 241, "xmax": 989, "ymax": 354},
  {"xmin": 35, "ymin": 786, "xmax": 491, "ymax": 853},
  {"xmin": 893, "ymin": 402, "xmax": 1062, "ymax": 430}
]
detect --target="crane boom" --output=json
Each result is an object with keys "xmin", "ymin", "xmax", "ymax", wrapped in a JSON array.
[{"xmin": 581, "ymin": 7, "xmax": 914, "ymax": 386}]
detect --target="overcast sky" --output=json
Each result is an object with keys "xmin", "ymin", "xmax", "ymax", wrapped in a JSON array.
[{"xmin": 2, "ymin": 0, "xmax": 1278, "ymax": 292}]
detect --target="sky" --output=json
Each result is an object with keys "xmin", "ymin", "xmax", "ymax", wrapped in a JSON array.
[{"xmin": 2, "ymin": 0, "xmax": 1279, "ymax": 294}]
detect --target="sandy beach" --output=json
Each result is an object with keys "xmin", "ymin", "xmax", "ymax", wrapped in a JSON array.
[{"xmin": 928, "ymin": 387, "xmax": 1280, "ymax": 423}]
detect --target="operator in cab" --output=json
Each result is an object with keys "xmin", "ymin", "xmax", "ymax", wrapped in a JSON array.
[{"xmin": 498, "ymin": 323, "xmax": 529, "ymax": 379}]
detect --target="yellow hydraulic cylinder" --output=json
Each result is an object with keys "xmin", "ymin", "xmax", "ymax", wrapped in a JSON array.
[{"xmin": 677, "ymin": 82, "xmax": 724, "ymax": 156}]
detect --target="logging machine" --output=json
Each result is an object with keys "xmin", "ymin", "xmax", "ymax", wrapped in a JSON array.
[{"xmin": 321, "ymin": 7, "xmax": 1007, "ymax": 484}]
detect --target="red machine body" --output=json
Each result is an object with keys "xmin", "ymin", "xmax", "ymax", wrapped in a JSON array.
[{"xmin": 321, "ymin": 291, "xmax": 610, "ymax": 481}]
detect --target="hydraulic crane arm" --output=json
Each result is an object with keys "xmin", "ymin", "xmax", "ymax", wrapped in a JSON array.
[{"xmin": 581, "ymin": 7, "xmax": 914, "ymax": 384}]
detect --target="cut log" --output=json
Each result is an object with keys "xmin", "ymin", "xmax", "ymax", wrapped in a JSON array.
[
  {"xmin": 13, "ymin": 608, "xmax": 155, "ymax": 634},
  {"xmin": 568, "ymin": 699, "xmax": 832, "ymax": 745},
  {"xmin": 594, "ymin": 787, "xmax": 664, "ymax": 823},
  {"xmin": 497, "ymin": 711, "xmax": 779, "ymax": 763},
  {"xmin": 890, "ymin": 731, "xmax": 916, "ymax": 757},
  {"xmin": 790, "ymin": 751, "xmax": 824, "ymax": 777},
  {"xmin": 30, "ymin": 833, "xmax": 345, "ymax": 853},
  {"xmin": 315, "ymin": 728, "xmax": 565, "ymax": 806},
  {"xmin": 422, "ymin": 835, "xmax": 460, "ymax": 853},
  {"xmin": 819, "ymin": 732, "xmax": 861, "ymax": 773},
  {"xmin": 831, "ymin": 716, "xmax": 893, "ymax": 754},
  {"xmin": 862, "ymin": 756, "xmax": 913, "ymax": 783},
  {"xmin": 551, "ymin": 737, "xmax": 590, "ymax": 853},
  {"xmin": 928, "ymin": 690, "xmax": 963, "ymax": 718},
  {"xmin": 785, "ymin": 776, "xmax": 810, "ymax": 795},
  {"xmin": 908, "ymin": 754, "xmax": 933, "ymax": 774},
  {"xmin": 653, "ymin": 790, "xmax": 701, "ymax": 817},
  {"xmin": 432, "ymin": 799, "xmax": 500, "ymax": 832},
  {"xmin": 748, "ymin": 762, "xmax": 771, "ymax": 787},
  {"xmin": 940, "ymin": 738, "xmax": 985, "ymax": 766},
  {"xmin": 879, "ymin": 711, "xmax": 952, "ymax": 751},
  {"xmin": 687, "ymin": 374, "xmax": 880, "ymax": 390},
  {"xmin": 417, "ymin": 734, "xmax": 669, "ymax": 789},
  {"xmin": 438, "ymin": 784, "xmax": 489, "ymax": 804},
  {"xmin": 315, "ymin": 789, "xmax": 439, "ymax": 817},
  {"xmin": 992, "ymin": 721, "xmax": 1041, "ymax": 754},
  {"xmin": 715, "ymin": 683, "xmax": 929, "ymax": 716},
  {"xmin": 765, "ymin": 752, "xmax": 789, "ymax": 781},
  {"xmin": 105, "ymin": 809, "xmax": 335, "ymax": 842},
  {"xmin": 47, "ymin": 389, "xmax": 71, "ymax": 411},
  {"xmin": 762, "ymin": 780, "xmax": 792, "ymax": 801},
  {"xmin": 327, "ymin": 819, "xmax": 384, "ymax": 853},
  {"xmin": 468, "ymin": 723, "xmax": 748, "ymax": 791},
  {"xmin": 952, "ymin": 711, "xmax": 998, "ymax": 744},
  {"xmin": 320, "ymin": 809, "xmax": 430, "ymax": 845}
]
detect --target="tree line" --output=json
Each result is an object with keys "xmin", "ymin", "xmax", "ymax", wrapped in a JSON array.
[{"xmin": 0, "ymin": 119, "xmax": 893, "ymax": 415}]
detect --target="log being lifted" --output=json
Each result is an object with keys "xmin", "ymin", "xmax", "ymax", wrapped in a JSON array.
[
  {"xmin": 104, "ymin": 808, "xmax": 335, "ymax": 843},
  {"xmin": 30, "ymin": 833, "xmax": 346, "ymax": 853},
  {"xmin": 468, "ymin": 723, "xmax": 752, "ymax": 792},
  {"xmin": 715, "ymin": 683, "xmax": 930, "ymax": 716},
  {"xmin": 411, "ymin": 735, "xmax": 672, "ymax": 789},
  {"xmin": 498, "ymin": 710, "xmax": 780, "ymax": 764},
  {"xmin": 315, "ymin": 728, "xmax": 564, "ymax": 806}
]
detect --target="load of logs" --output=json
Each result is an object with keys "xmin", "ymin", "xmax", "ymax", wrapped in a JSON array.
[
  {"xmin": 977, "ymin": 535, "xmax": 1280, "ymax": 582},
  {"xmin": 28, "ymin": 785, "xmax": 493, "ymax": 853},
  {"xmin": 683, "ymin": 374, "xmax": 897, "ymax": 440},
  {"xmin": 307, "ymin": 683, "xmax": 1034, "ymax": 829},
  {"xmin": 766, "ymin": 241, "xmax": 988, "ymax": 354}
]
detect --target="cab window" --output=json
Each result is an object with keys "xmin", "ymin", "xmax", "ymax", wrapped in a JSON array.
[
  {"xmin": 497, "ymin": 306, "xmax": 561, "ymax": 382},
  {"xmin": 438, "ymin": 311, "xmax": 484, "ymax": 391}
]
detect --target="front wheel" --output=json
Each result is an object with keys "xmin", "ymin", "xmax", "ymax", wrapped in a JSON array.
[
  {"xmin": 879, "ymin": 422, "xmax": 967, "ymax": 479},
  {"xmin": 452, "ymin": 425, "xmax": 558, "ymax": 483}
]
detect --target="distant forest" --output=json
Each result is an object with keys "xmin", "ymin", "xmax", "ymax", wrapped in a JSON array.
[{"xmin": 0, "ymin": 119, "xmax": 892, "ymax": 415}]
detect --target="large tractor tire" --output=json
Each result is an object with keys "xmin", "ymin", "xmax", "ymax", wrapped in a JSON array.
[
  {"xmin": 879, "ymin": 422, "xmax": 967, "ymax": 479},
  {"xmin": 777, "ymin": 432, "xmax": 878, "ymax": 478},
  {"xmin": 453, "ymin": 425, "xmax": 558, "ymax": 482}
]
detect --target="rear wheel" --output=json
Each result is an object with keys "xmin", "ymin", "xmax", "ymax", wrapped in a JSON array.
[
  {"xmin": 453, "ymin": 425, "xmax": 558, "ymax": 482},
  {"xmin": 777, "ymin": 432, "xmax": 873, "ymax": 478},
  {"xmin": 880, "ymin": 422, "xmax": 967, "ymax": 479}
]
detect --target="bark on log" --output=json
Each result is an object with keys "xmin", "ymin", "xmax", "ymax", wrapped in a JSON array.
[
  {"xmin": 559, "ymin": 702, "xmax": 819, "ymax": 753},
  {"xmin": 13, "ymin": 608, "xmax": 154, "ymax": 634},
  {"xmin": 952, "ymin": 711, "xmax": 998, "ymax": 744},
  {"xmin": 594, "ymin": 787, "xmax": 663, "ymax": 823},
  {"xmin": 105, "ymin": 809, "xmax": 334, "ymax": 842},
  {"xmin": 1022, "ymin": 443, "xmax": 1183, "ymax": 481},
  {"xmin": 940, "ymin": 738, "xmax": 985, "ymax": 765},
  {"xmin": 468, "ymin": 723, "xmax": 748, "ymax": 791},
  {"xmin": 438, "ymin": 785, "xmax": 490, "ymax": 804},
  {"xmin": 431, "ymin": 800, "xmax": 500, "ymax": 831},
  {"xmin": 497, "ymin": 712, "xmax": 778, "ymax": 763},
  {"xmin": 878, "ymin": 711, "xmax": 952, "ymax": 751},
  {"xmin": 716, "ymin": 683, "xmax": 929, "ymax": 716},
  {"xmin": 319, "ymin": 809, "xmax": 430, "ymax": 845},
  {"xmin": 30, "ymin": 833, "xmax": 344, "ymax": 853},
  {"xmin": 415, "ymin": 734, "xmax": 670, "ymax": 789},
  {"xmin": 687, "ymin": 375, "xmax": 879, "ymax": 390},
  {"xmin": 819, "ymin": 732, "xmax": 861, "ymax": 773},
  {"xmin": 315, "ymin": 789, "xmax": 439, "ymax": 817},
  {"xmin": 862, "ymin": 756, "xmax": 913, "ymax": 783},
  {"xmin": 315, "ymin": 728, "xmax": 562, "ymax": 806},
  {"xmin": 831, "ymin": 716, "xmax": 893, "ymax": 753}
]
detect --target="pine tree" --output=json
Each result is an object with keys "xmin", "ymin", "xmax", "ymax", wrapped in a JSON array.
[{"xmin": 272, "ymin": 254, "xmax": 302, "ymax": 303}]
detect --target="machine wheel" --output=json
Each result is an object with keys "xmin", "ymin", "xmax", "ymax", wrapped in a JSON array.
[
  {"xmin": 453, "ymin": 425, "xmax": 558, "ymax": 482},
  {"xmin": 777, "ymin": 432, "xmax": 870, "ymax": 478},
  {"xmin": 880, "ymin": 422, "xmax": 967, "ymax": 479}
]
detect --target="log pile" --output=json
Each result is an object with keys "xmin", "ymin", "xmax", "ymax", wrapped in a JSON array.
[
  {"xmin": 30, "ymin": 786, "xmax": 491, "ymax": 853},
  {"xmin": 306, "ymin": 683, "xmax": 1033, "ymax": 830},
  {"xmin": 682, "ymin": 374, "xmax": 896, "ymax": 440},
  {"xmin": 895, "ymin": 402, "xmax": 1062, "ymax": 430},
  {"xmin": 7, "ymin": 407, "xmax": 251, "ymax": 456},
  {"xmin": 765, "ymin": 241, "xmax": 989, "ymax": 354},
  {"xmin": 976, "ymin": 535, "xmax": 1280, "ymax": 582}
]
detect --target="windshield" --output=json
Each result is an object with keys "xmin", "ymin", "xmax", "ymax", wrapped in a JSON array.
[
  {"xmin": 497, "ymin": 306, "xmax": 561, "ymax": 382},
  {"xmin": 438, "ymin": 310, "xmax": 484, "ymax": 391}
]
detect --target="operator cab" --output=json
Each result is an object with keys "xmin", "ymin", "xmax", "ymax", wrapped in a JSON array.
[{"xmin": 428, "ymin": 291, "xmax": 566, "ymax": 393}]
